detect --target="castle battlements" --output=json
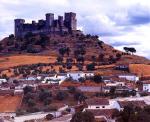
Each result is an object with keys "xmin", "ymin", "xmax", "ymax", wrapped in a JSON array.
[{"xmin": 14, "ymin": 12, "xmax": 77, "ymax": 38}]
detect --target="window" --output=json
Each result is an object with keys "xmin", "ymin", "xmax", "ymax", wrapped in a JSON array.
[
  {"xmin": 102, "ymin": 106, "xmax": 105, "ymax": 108},
  {"xmin": 96, "ymin": 106, "xmax": 99, "ymax": 108}
]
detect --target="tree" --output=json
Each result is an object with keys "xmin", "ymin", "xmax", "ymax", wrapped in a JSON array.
[
  {"xmin": 71, "ymin": 111, "xmax": 95, "ymax": 122},
  {"xmin": 98, "ymin": 53, "xmax": 104, "ymax": 62},
  {"xmin": 27, "ymin": 98, "xmax": 36, "ymax": 107},
  {"xmin": 59, "ymin": 48, "xmax": 66, "ymax": 56},
  {"xmin": 109, "ymin": 55, "xmax": 116, "ymax": 63},
  {"xmin": 129, "ymin": 47, "xmax": 136, "ymax": 55},
  {"xmin": 124, "ymin": 47, "xmax": 129, "ymax": 53},
  {"xmin": 116, "ymin": 53, "xmax": 122, "ymax": 60},
  {"xmin": 56, "ymin": 56, "xmax": 63, "ymax": 63},
  {"xmin": 39, "ymin": 34, "xmax": 49, "ymax": 48},
  {"xmin": 76, "ymin": 55, "xmax": 84, "ymax": 63},
  {"xmin": 76, "ymin": 63, "xmax": 83, "ymax": 71},
  {"xmin": 98, "ymin": 41, "xmax": 103, "ymax": 47},
  {"xmin": 8, "ymin": 34, "xmax": 15, "ymax": 39},
  {"xmin": 91, "ymin": 55, "xmax": 96, "ymax": 63},
  {"xmin": 39, "ymin": 89, "xmax": 52, "ymax": 101},
  {"xmin": 24, "ymin": 92, "xmax": 34, "ymax": 103},
  {"xmin": 66, "ymin": 63, "xmax": 72, "ymax": 71},
  {"xmin": 93, "ymin": 74, "xmax": 103, "ymax": 92},
  {"xmin": 93, "ymin": 74, "xmax": 103, "ymax": 83},
  {"xmin": 66, "ymin": 47, "xmax": 70, "ymax": 56},
  {"xmin": 114, "ymin": 103, "xmax": 150, "ymax": 122},
  {"xmin": 23, "ymin": 86, "xmax": 33, "ymax": 94},
  {"xmin": 0, "ymin": 43, "xmax": 3, "ymax": 51},
  {"xmin": 56, "ymin": 91, "xmax": 68, "ymax": 101},
  {"xmin": 78, "ymin": 77, "xmax": 86, "ymax": 83},
  {"xmin": 44, "ymin": 97, "xmax": 52, "ymax": 105},
  {"xmin": 86, "ymin": 63, "xmax": 95, "ymax": 71},
  {"xmin": 66, "ymin": 57, "xmax": 73, "ymax": 63},
  {"xmin": 67, "ymin": 86, "xmax": 76, "ymax": 94},
  {"xmin": 144, "ymin": 105, "xmax": 150, "ymax": 114},
  {"xmin": 109, "ymin": 86, "xmax": 116, "ymax": 96},
  {"xmin": 123, "ymin": 47, "xmax": 136, "ymax": 55},
  {"xmin": 45, "ymin": 114, "xmax": 54, "ymax": 120},
  {"xmin": 74, "ymin": 92, "xmax": 86, "ymax": 102}
]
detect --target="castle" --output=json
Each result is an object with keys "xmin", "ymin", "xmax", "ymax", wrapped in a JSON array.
[{"xmin": 14, "ymin": 12, "xmax": 77, "ymax": 38}]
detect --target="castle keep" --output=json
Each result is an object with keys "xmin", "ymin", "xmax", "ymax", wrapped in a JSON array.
[{"xmin": 14, "ymin": 12, "xmax": 77, "ymax": 37}]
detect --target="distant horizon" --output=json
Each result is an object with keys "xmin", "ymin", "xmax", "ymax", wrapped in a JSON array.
[{"xmin": 0, "ymin": 0, "xmax": 150, "ymax": 59}]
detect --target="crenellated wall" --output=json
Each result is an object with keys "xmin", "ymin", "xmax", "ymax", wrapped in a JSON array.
[{"xmin": 14, "ymin": 12, "xmax": 77, "ymax": 38}]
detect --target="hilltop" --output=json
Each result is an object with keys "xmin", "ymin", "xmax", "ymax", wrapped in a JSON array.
[
  {"xmin": 0, "ymin": 31, "xmax": 149, "ymax": 78},
  {"xmin": 0, "ymin": 32, "xmax": 149, "ymax": 62}
]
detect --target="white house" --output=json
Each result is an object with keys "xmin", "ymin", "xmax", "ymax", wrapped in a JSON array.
[
  {"xmin": 41, "ymin": 72, "xmax": 94, "ymax": 84},
  {"xmin": 143, "ymin": 81, "xmax": 150, "ymax": 92},
  {"xmin": 106, "ymin": 82, "xmax": 125, "ymax": 87},
  {"xmin": 25, "ymin": 77, "xmax": 35, "ymax": 81},
  {"xmin": 84, "ymin": 98, "xmax": 120, "ymax": 110},
  {"xmin": 67, "ymin": 72, "xmax": 94, "ymax": 81},
  {"xmin": 118, "ymin": 74, "xmax": 139, "ymax": 82},
  {"xmin": 42, "ymin": 74, "xmax": 67, "ymax": 84},
  {"xmin": 118, "ymin": 100, "xmax": 147, "ymax": 111},
  {"xmin": 83, "ymin": 98, "xmax": 120, "ymax": 120},
  {"xmin": 0, "ymin": 79, "xmax": 7, "ymax": 84}
]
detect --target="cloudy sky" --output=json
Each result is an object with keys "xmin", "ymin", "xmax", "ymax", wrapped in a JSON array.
[{"xmin": 0, "ymin": 0, "xmax": 150, "ymax": 58}]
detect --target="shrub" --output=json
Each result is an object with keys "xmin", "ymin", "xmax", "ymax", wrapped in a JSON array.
[
  {"xmin": 67, "ymin": 86, "xmax": 76, "ymax": 93},
  {"xmin": 56, "ymin": 91, "xmax": 68, "ymax": 101},
  {"xmin": 86, "ymin": 63, "xmax": 95, "ymax": 71},
  {"xmin": 45, "ymin": 114, "xmax": 54, "ymax": 120}
]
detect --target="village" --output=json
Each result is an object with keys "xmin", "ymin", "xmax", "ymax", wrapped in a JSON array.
[{"xmin": 0, "ymin": 64, "xmax": 150, "ymax": 122}]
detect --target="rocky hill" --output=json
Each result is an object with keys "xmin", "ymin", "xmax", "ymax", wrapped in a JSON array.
[{"xmin": 0, "ymin": 31, "xmax": 149, "ymax": 65}]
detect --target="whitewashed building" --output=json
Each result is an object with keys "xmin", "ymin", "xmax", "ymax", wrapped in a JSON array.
[
  {"xmin": 84, "ymin": 98, "xmax": 120, "ymax": 110},
  {"xmin": 118, "ymin": 74, "xmax": 139, "ymax": 82},
  {"xmin": 42, "ymin": 74, "xmax": 67, "ymax": 84},
  {"xmin": 42, "ymin": 72, "xmax": 94, "ymax": 84},
  {"xmin": 106, "ymin": 82, "xmax": 125, "ymax": 87},
  {"xmin": 143, "ymin": 81, "xmax": 150, "ymax": 92},
  {"xmin": 67, "ymin": 72, "xmax": 94, "ymax": 81},
  {"xmin": 83, "ymin": 98, "xmax": 120, "ymax": 121},
  {"xmin": 0, "ymin": 79, "xmax": 7, "ymax": 84}
]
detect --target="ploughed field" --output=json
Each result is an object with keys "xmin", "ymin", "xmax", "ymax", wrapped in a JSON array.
[
  {"xmin": 0, "ymin": 95, "xmax": 22, "ymax": 112},
  {"xmin": 0, "ymin": 55, "xmax": 56, "ymax": 69},
  {"xmin": 129, "ymin": 64, "xmax": 150, "ymax": 76}
]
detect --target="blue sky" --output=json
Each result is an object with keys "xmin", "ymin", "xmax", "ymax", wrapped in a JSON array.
[{"xmin": 0, "ymin": 0, "xmax": 150, "ymax": 58}]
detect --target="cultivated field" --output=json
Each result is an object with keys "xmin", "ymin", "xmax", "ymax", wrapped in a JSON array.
[
  {"xmin": 0, "ymin": 55, "xmax": 56, "ymax": 69},
  {"xmin": 0, "ymin": 95, "xmax": 23, "ymax": 112},
  {"xmin": 129, "ymin": 64, "xmax": 150, "ymax": 76}
]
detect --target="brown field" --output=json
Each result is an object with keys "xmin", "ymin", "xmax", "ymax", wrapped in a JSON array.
[
  {"xmin": 129, "ymin": 64, "xmax": 150, "ymax": 76},
  {"xmin": 0, "ymin": 95, "xmax": 23, "ymax": 112},
  {"xmin": 0, "ymin": 55, "xmax": 56, "ymax": 69},
  {"xmin": 60, "ymin": 80, "xmax": 104, "ymax": 87}
]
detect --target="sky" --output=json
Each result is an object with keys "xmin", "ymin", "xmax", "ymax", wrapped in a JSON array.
[{"xmin": 0, "ymin": 0, "xmax": 150, "ymax": 58}]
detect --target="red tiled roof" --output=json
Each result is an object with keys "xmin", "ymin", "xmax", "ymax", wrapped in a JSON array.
[
  {"xmin": 86, "ymin": 109, "xmax": 117, "ymax": 118},
  {"xmin": 118, "ymin": 100, "xmax": 147, "ymax": 108},
  {"xmin": 86, "ymin": 98, "xmax": 109, "ymax": 106},
  {"xmin": 143, "ymin": 80, "xmax": 150, "ymax": 84}
]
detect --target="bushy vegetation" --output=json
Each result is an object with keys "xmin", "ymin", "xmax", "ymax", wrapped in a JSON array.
[
  {"xmin": 71, "ymin": 111, "xmax": 95, "ymax": 122},
  {"xmin": 113, "ymin": 104, "xmax": 150, "ymax": 122}
]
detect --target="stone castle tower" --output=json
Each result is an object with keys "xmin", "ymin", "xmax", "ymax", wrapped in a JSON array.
[{"xmin": 14, "ymin": 12, "xmax": 77, "ymax": 38}]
